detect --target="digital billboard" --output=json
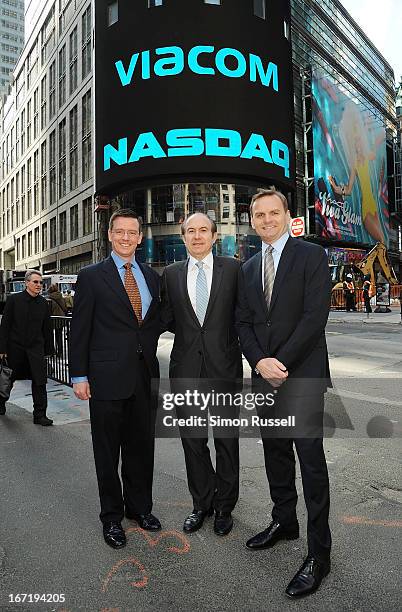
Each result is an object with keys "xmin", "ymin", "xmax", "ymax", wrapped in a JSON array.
[
  {"xmin": 312, "ymin": 72, "xmax": 389, "ymax": 246},
  {"xmin": 95, "ymin": 0, "xmax": 295, "ymax": 195}
]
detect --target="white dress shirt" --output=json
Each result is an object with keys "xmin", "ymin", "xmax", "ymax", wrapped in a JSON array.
[
  {"xmin": 261, "ymin": 231, "xmax": 290, "ymax": 290},
  {"xmin": 187, "ymin": 251, "xmax": 214, "ymax": 313}
]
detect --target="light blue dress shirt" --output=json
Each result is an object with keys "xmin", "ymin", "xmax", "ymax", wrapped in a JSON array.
[{"xmin": 71, "ymin": 251, "xmax": 153, "ymax": 384}]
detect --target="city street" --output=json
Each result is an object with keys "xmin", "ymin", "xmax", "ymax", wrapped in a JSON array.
[{"xmin": 0, "ymin": 317, "xmax": 401, "ymax": 612}]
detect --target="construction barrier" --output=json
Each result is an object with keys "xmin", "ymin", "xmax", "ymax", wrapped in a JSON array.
[{"xmin": 331, "ymin": 285, "xmax": 402, "ymax": 312}]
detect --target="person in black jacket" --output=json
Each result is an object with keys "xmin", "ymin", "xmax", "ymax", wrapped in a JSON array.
[{"xmin": 0, "ymin": 269, "xmax": 54, "ymax": 425}]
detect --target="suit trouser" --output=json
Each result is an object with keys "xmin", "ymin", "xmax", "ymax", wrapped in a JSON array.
[
  {"xmin": 89, "ymin": 361, "xmax": 156, "ymax": 524},
  {"xmin": 176, "ymin": 367, "xmax": 240, "ymax": 514},
  {"xmin": 260, "ymin": 394, "xmax": 331, "ymax": 561}
]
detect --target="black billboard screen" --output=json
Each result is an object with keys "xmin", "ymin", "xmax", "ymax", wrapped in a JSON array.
[{"xmin": 95, "ymin": 0, "xmax": 295, "ymax": 194}]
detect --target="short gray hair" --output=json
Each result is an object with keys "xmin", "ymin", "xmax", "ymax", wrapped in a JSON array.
[
  {"xmin": 25, "ymin": 269, "xmax": 42, "ymax": 282},
  {"xmin": 181, "ymin": 213, "xmax": 217, "ymax": 235}
]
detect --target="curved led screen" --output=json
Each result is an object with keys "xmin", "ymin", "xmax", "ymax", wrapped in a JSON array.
[{"xmin": 95, "ymin": 0, "xmax": 295, "ymax": 195}]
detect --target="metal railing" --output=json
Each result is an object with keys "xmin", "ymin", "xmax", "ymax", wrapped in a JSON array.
[{"xmin": 47, "ymin": 316, "xmax": 72, "ymax": 386}]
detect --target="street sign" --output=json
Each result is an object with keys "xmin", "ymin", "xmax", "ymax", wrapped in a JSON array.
[{"xmin": 290, "ymin": 217, "xmax": 305, "ymax": 237}]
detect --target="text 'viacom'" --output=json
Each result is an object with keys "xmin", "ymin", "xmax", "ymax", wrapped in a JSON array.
[{"xmin": 95, "ymin": 0, "xmax": 295, "ymax": 193}]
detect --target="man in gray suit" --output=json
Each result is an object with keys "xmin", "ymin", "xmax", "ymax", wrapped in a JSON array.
[{"xmin": 162, "ymin": 213, "xmax": 242, "ymax": 536}]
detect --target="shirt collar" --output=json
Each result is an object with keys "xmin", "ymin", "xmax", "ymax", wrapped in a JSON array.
[
  {"xmin": 261, "ymin": 231, "xmax": 289, "ymax": 257},
  {"xmin": 189, "ymin": 250, "xmax": 214, "ymax": 271},
  {"xmin": 111, "ymin": 251, "xmax": 138, "ymax": 270}
]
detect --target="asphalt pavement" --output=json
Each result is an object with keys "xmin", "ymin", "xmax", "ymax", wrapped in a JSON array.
[{"xmin": 0, "ymin": 321, "xmax": 401, "ymax": 612}]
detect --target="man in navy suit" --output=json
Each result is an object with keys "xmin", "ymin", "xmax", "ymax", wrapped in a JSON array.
[
  {"xmin": 70, "ymin": 209, "xmax": 162, "ymax": 549},
  {"xmin": 236, "ymin": 189, "xmax": 332, "ymax": 598}
]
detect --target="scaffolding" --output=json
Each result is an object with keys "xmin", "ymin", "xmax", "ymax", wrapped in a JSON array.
[{"xmin": 300, "ymin": 68, "xmax": 315, "ymax": 235}]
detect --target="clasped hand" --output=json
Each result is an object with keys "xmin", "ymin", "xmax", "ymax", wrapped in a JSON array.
[{"xmin": 256, "ymin": 357, "xmax": 288, "ymax": 388}]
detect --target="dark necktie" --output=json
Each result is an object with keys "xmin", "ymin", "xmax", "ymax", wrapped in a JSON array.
[
  {"xmin": 263, "ymin": 245, "xmax": 275, "ymax": 308},
  {"xmin": 124, "ymin": 262, "xmax": 142, "ymax": 323}
]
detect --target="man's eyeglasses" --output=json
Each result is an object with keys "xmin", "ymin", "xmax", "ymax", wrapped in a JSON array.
[
  {"xmin": 112, "ymin": 230, "xmax": 140, "ymax": 237},
  {"xmin": 29, "ymin": 280, "xmax": 43, "ymax": 285}
]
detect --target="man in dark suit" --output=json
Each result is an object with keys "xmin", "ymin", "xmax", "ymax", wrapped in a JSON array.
[
  {"xmin": 0, "ymin": 270, "xmax": 53, "ymax": 425},
  {"xmin": 162, "ymin": 213, "xmax": 242, "ymax": 536},
  {"xmin": 236, "ymin": 189, "xmax": 332, "ymax": 598},
  {"xmin": 70, "ymin": 209, "xmax": 162, "ymax": 549}
]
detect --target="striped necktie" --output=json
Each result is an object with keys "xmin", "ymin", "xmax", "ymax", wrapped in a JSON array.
[
  {"xmin": 263, "ymin": 245, "xmax": 275, "ymax": 309},
  {"xmin": 195, "ymin": 260, "xmax": 209, "ymax": 325},
  {"xmin": 124, "ymin": 262, "xmax": 142, "ymax": 323}
]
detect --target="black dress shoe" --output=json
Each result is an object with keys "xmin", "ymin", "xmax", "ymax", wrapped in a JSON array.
[
  {"xmin": 103, "ymin": 522, "xmax": 126, "ymax": 549},
  {"xmin": 125, "ymin": 512, "xmax": 161, "ymax": 531},
  {"xmin": 33, "ymin": 416, "xmax": 53, "ymax": 426},
  {"xmin": 246, "ymin": 521, "xmax": 299, "ymax": 550},
  {"xmin": 214, "ymin": 512, "xmax": 233, "ymax": 536},
  {"xmin": 0, "ymin": 404, "xmax": 6, "ymax": 415},
  {"xmin": 285, "ymin": 556, "xmax": 330, "ymax": 598},
  {"xmin": 183, "ymin": 508, "xmax": 214, "ymax": 533}
]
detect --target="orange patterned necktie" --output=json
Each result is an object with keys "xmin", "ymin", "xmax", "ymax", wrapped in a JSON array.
[{"xmin": 123, "ymin": 262, "xmax": 142, "ymax": 323}]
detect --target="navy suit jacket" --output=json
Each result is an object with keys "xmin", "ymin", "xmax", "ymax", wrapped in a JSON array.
[
  {"xmin": 69, "ymin": 256, "xmax": 161, "ymax": 400},
  {"xmin": 236, "ymin": 237, "xmax": 331, "ymax": 395}
]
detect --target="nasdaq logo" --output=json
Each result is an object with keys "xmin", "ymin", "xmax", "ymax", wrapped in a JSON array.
[
  {"xmin": 104, "ymin": 128, "xmax": 290, "ymax": 178},
  {"xmin": 115, "ymin": 45, "xmax": 278, "ymax": 91}
]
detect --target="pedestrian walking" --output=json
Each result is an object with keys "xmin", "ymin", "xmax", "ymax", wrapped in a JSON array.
[
  {"xmin": 64, "ymin": 290, "xmax": 74, "ymax": 315},
  {"xmin": 47, "ymin": 284, "xmax": 67, "ymax": 356},
  {"xmin": 0, "ymin": 270, "xmax": 54, "ymax": 425}
]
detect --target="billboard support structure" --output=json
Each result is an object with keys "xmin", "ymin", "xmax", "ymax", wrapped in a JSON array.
[
  {"xmin": 301, "ymin": 69, "xmax": 314, "ymax": 234},
  {"xmin": 394, "ymin": 136, "xmax": 402, "ymax": 216}
]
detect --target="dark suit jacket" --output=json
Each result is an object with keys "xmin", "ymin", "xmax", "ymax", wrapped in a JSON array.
[
  {"xmin": 236, "ymin": 237, "xmax": 331, "ymax": 395},
  {"xmin": 0, "ymin": 290, "xmax": 53, "ymax": 385},
  {"xmin": 69, "ymin": 256, "xmax": 161, "ymax": 401},
  {"xmin": 161, "ymin": 255, "xmax": 242, "ymax": 380}
]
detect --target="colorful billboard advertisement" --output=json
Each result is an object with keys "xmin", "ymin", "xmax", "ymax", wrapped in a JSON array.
[{"xmin": 312, "ymin": 72, "xmax": 389, "ymax": 247}]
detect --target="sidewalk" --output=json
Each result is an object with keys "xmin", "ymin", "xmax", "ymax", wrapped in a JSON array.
[{"xmin": 329, "ymin": 304, "xmax": 402, "ymax": 325}]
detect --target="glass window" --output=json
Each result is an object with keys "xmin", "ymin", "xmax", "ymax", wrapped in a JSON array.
[
  {"xmin": 253, "ymin": 0, "xmax": 266, "ymax": 19},
  {"xmin": 83, "ymin": 197, "xmax": 92, "ymax": 235},
  {"xmin": 70, "ymin": 204, "xmax": 79, "ymax": 240},
  {"xmin": 204, "ymin": 0, "xmax": 220, "ymax": 4},
  {"xmin": 108, "ymin": 1, "xmax": 118, "ymax": 26},
  {"xmin": 59, "ymin": 211, "xmax": 67, "ymax": 244},
  {"xmin": 148, "ymin": 0, "xmax": 163, "ymax": 6},
  {"xmin": 42, "ymin": 222, "xmax": 47, "ymax": 251}
]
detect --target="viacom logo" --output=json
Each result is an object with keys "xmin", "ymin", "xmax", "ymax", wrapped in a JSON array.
[
  {"xmin": 104, "ymin": 128, "xmax": 290, "ymax": 178},
  {"xmin": 115, "ymin": 45, "xmax": 279, "ymax": 90}
]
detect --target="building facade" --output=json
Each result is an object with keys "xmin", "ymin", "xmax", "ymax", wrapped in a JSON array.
[
  {"xmin": 291, "ymin": 0, "xmax": 401, "ymax": 275},
  {"xmin": 0, "ymin": 0, "xmax": 94, "ymax": 274},
  {"xmin": 0, "ymin": 0, "xmax": 24, "ymax": 99},
  {"xmin": 0, "ymin": 0, "xmax": 400, "ymax": 278}
]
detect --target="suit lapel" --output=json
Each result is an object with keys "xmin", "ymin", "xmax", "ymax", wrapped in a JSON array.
[
  {"xmin": 138, "ymin": 261, "xmax": 159, "ymax": 324},
  {"xmin": 101, "ymin": 256, "xmax": 134, "ymax": 316},
  {"xmin": 249, "ymin": 252, "xmax": 269, "ymax": 318},
  {"xmin": 269, "ymin": 237, "xmax": 297, "ymax": 313},
  {"xmin": 204, "ymin": 256, "xmax": 224, "ymax": 325},
  {"xmin": 179, "ymin": 258, "xmax": 201, "ymax": 327}
]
